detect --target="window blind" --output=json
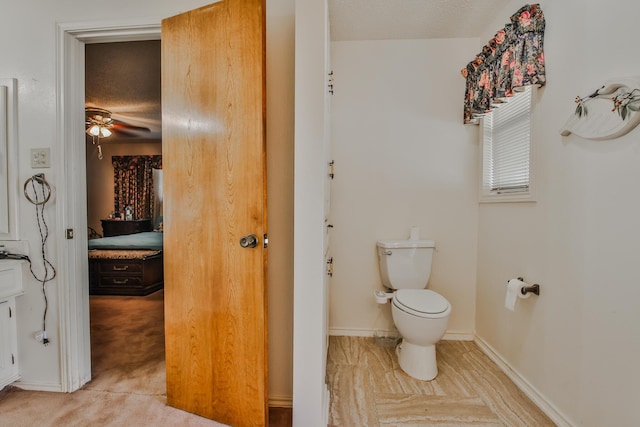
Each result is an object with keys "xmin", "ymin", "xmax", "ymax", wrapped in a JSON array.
[{"xmin": 482, "ymin": 86, "xmax": 532, "ymax": 194}]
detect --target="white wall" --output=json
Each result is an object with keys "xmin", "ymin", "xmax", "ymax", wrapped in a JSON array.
[
  {"xmin": 293, "ymin": 0, "xmax": 331, "ymax": 425},
  {"xmin": 476, "ymin": 1, "xmax": 640, "ymax": 425},
  {"xmin": 0, "ymin": 0, "xmax": 294, "ymax": 402},
  {"xmin": 329, "ymin": 39, "xmax": 480, "ymax": 337}
]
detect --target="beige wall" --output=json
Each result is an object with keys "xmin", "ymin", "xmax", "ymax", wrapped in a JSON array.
[
  {"xmin": 329, "ymin": 39, "xmax": 480, "ymax": 337},
  {"xmin": 265, "ymin": 0, "xmax": 295, "ymax": 404},
  {"xmin": 2, "ymin": 0, "xmax": 294, "ymax": 403},
  {"xmin": 475, "ymin": 1, "xmax": 640, "ymax": 425},
  {"xmin": 85, "ymin": 141, "xmax": 162, "ymax": 234}
]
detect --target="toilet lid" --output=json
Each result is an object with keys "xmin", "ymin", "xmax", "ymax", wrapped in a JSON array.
[{"xmin": 394, "ymin": 289, "xmax": 449, "ymax": 315}]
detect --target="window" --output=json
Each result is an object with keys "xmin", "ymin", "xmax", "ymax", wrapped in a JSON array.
[{"xmin": 480, "ymin": 85, "xmax": 535, "ymax": 203}]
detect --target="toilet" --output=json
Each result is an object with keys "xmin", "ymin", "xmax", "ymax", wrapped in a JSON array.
[{"xmin": 376, "ymin": 238, "xmax": 451, "ymax": 381}]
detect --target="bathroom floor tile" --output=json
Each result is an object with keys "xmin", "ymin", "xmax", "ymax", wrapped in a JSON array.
[
  {"xmin": 461, "ymin": 368, "xmax": 554, "ymax": 427},
  {"xmin": 327, "ymin": 337, "xmax": 556, "ymax": 427},
  {"xmin": 326, "ymin": 335, "xmax": 370, "ymax": 367},
  {"xmin": 327, "ymin": 365, "xmax": 379, "ymax": 427},
  {"xmin": 375, "ymin": 394, "xmax": 503, "ymax": 426}
]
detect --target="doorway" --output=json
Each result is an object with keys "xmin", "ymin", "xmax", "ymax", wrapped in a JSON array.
[
  {"xmin": 84, "ymin": 39, "xmax": 165, "ymax": 397},
  {"xmin": 56, "ymin": 19, "xmax": 164, "ymax": 393},
  {"xmin": 58, "ymin": 12, "xmax": 279, "ymax": 425}
]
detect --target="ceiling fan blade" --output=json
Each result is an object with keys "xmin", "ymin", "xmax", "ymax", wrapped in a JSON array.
[
  {"xmin": 112, "ymin": 121, "xmax": 151, "ymax": 133},
  {"xmin": 112, "ymin": 127, "xmax": 146, "ymax": 137},
  {"xmin": 85, "ymin": 106, "xmax": 161, "ymax": 139}
]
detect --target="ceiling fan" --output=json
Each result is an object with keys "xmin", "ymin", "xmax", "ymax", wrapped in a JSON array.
[
  {"xmin": 85, "ymin": 107, "xmax": 152, "ymax": 138},
  {"xmin": 85, "ymin": 107, "xmax": 154, "ymax": 159}
]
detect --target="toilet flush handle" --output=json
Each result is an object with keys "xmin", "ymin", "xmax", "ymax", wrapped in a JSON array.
[{"xmin": 382, "ymin": 250, "xmax": 392, "ymax": 255}]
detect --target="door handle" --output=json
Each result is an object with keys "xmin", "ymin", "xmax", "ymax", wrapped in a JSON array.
[{"xmin": 239, "ymin": 234, "xmax": 259, "ymax": 248}]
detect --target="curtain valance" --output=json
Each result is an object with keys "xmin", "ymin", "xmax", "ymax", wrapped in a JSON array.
[{"xmin": 461, "ymin": 4, "xmax": 546, "ymax": 124}]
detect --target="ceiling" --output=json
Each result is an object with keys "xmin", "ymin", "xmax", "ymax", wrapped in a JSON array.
[
  {"xmin": 84, "ymin": 1, "xmax": 510, "ymax": 140},
  {"xmin": 85, "ymin": 40, "xmax": 161, "ymax": 140},
  {"xmin": 329, "ymin": 0, "xmax": 511, "ymax": 41}
]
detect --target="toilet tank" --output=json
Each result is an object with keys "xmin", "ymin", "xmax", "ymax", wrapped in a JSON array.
[{"xmin": 377, "ymin": 240, "xmax": 435, "ymax": 290}]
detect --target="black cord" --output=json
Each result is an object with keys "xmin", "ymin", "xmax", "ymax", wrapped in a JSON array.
[{"xmin": 25, "ymin": 175, "xmax": 56, "ymax": 345}]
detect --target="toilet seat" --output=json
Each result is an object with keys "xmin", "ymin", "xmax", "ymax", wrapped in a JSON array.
[{"xmin": 392, "ymin": 289, "xmax": 450, "ymax": 319}]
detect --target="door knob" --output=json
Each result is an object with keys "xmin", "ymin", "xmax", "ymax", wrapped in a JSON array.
[{"xmin": 240, "ymin": 234, "xmax": 259, "ymax": 248}]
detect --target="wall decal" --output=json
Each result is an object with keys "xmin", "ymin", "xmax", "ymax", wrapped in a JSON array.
[{"xmin": 560, "ymin": 76, "xmax": 640, "ymax": 140}]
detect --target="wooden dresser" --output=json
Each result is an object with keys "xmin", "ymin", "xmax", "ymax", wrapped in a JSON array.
[
  {"xmin": 89, "ymin": 250, "xmax": 163, "ymax": 296},
  {"xmin": 101, "ymin": 219, "xmax": 152, "ymax": 237}
]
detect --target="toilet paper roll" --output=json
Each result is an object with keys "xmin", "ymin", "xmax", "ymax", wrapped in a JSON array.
[{"xmin": 505, "ymin": 278, "xmax": 531, "ymax": 311}]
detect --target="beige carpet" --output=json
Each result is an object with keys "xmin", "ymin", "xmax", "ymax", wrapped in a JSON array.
[{"xmin": 0, "ymin": 290, "xmax": 227, "ymax": 427}]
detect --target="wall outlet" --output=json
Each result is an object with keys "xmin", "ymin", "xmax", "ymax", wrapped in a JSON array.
[{"xmin": 31, "ymin": 148, "xmax": 50, "ymax": 168}]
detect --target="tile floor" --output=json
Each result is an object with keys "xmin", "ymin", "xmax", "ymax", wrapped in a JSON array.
[{"xmin": 326, "ymin": 336, "xmax": 555, "ymax": 426}]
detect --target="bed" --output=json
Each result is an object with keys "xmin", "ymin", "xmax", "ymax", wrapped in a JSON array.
[{"xmin": 88, "ymin": 231, "xmax": 164, "ymax": 296}]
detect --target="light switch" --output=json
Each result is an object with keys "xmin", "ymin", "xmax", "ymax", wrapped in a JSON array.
[{"xmin": 31, "ymin": 148, "xmax": 50, "ymax": 168}]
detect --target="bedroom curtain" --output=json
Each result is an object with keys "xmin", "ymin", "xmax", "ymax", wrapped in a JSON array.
[
  {"xmin": 112, "ymin": 155, "xmax": 162, "ymax": 220},
  {"xmin": 461, "ymin": 3, "xmax": 546, "ymax": 124}
]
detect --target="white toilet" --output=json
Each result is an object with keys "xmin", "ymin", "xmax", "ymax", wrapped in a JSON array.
[{"xmin": 376, "ymin": 238, "xmax": 451, "ymax": 381}]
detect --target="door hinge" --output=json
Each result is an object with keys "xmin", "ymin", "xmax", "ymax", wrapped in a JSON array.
[
  {"xmin": 329, "ymin": 160, "xmax": 335, "ymax": 179},
  {"xmin": 8, "ymin": 306, "xmax": 11, "ymax": 318},
  {"xmin": 328, "ymin": 70, "xmax": 334, "ymax": 95},
  {"xmin": 326, "ymin": 257, "xmax": 334, "ymax": 277},
  {"xmin": 11, "ymin": 354, "xmax": 14, "ymax": 364},
  {"xmin": 65, "ymin": 228, "xmax": 74, "ymax": 239},
  {"xmin": 263, "ymin": 234, "xmax": 268, "ymax": 248}
]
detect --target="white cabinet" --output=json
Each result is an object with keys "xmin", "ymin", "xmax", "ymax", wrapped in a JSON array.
[{"xmin": 0, "ymin": 260, "xmax": 23, "ymax": 388}]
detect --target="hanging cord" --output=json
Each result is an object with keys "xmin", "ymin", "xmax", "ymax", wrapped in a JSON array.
[{"xmin": 23, "ymin": 174, "xmax": 56, "ymax": 345}]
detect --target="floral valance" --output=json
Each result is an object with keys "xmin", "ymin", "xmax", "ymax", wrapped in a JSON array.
[{"xmin": 461, "ymin": 4, "xmax": 546, "ymax": 124}]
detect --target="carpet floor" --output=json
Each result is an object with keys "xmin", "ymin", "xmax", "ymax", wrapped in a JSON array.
[{"xmin": 0, "ymin": 290, "xmax": 226, "ymax": 427}]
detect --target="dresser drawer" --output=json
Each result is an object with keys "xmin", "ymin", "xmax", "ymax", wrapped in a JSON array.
[
  {"xmin": 97, "ymin": 276, "xmax": 145, "ymax": 289},
  {"xmin": 98, "ymin": 260, "xmax": 144, "ymax": 275},
  {"xmin": 89, "ymin": 253, "xmax": 163, "ymax": 296}
]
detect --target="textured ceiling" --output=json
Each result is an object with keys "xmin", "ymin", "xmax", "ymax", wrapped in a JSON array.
[
  {"xmin": 85, "ymin": 40, "xmax": 161, "ymax": 140},
  {"xmin": 329, "ymin": 0, "xmax": 511, "ymax": 41}
]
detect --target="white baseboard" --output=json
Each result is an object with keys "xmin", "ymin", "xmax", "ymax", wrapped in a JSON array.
[
  {"xmin": 442, "ymin": 331, "xmax": 475, "ymax": 341},
  {"xmin": 268, "ymin": 394, "xmax": 293, "ymax": 408},
  {"xmin": 474, "ymin": 335, "xmax": 574, "ymax": 427},
  {"xmin": 329, "ymin": 327, "xmax": 383, "ymax": 337},
  {"xmin": 329, "ymin": 327, "xmax": 474, "ymax": 341},
  {"xmin": 14, "ymin": 380, "xmax": 63, "ymax": 392}
]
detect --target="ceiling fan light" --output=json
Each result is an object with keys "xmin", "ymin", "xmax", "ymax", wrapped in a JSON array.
[
  {"xmin": 87, "ymin": 124, "xmax": 101, "ymax": 136},
  {"xmin": 100, "ymin": 127, "xmax": 112, "ymax": 138}
]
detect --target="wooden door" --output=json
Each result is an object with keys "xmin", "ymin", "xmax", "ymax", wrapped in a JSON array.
[{"xmin": 162, "ymin": 1, "xmax": 267, "ymax": 426}]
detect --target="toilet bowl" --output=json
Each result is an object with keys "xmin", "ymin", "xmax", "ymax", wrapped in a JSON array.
[
  {"xmin": 391, "ymin": 289, "xmax": 451, "ymax": 380},
  {"xmin": 377, "ymin": 238, "xmax": 451, "ymax": 381}
]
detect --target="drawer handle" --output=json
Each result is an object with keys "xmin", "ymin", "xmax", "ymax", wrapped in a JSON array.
[
  {"xmin": 112, "ymin": 279, "xmax": 129, "ymax": 284},
  {"xmin": 112, "ymin": 265, "xmax": 129, "ymax": 271}
]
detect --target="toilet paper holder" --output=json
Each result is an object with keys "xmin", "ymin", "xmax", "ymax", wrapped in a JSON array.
[{"xmin": 515, "ymin": 277, "xmax": 540, "ymax": 296}]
